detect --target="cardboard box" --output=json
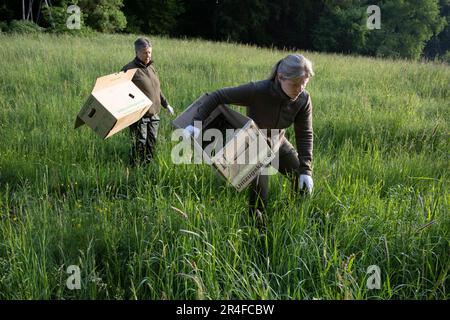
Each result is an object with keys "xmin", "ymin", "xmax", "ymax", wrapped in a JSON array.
[
  {"xmin": 173, "ymin": 94, "xmax": 277, "ymax": 192},
  {"xmin": 75, "ymin": 69, "xmax": 153, "ymax": 139}
]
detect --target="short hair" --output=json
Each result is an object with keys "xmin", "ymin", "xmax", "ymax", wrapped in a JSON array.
[{"xmin": 134, "ymin": 37, "xmax": 152, "ymax": 52}]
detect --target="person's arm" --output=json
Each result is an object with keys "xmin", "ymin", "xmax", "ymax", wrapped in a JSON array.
[
  {"xmin": 193, "ymin": 82, "xmax": 256, "ymax": 121},
  {"xmin": 149, "ymin": 65, "xmax": 169, "ymax": 108},
  {"xmin": 160, "ymin": 91, "xmax": 175, "ymax": 115},
  {"xmin": 160, "ymin": 91, "xmax": 169, "ymax": 108},
  {"xmin": 294, "ymin": 94, "xmax": 313, "ymax": 176}
]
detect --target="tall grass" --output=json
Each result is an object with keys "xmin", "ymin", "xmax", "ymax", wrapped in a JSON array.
[{"xmin": 0, "ymin": 33, "xmax": 448, "ymax": 299}]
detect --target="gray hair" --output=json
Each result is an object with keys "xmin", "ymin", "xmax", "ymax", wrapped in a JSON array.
[
  {"xmin": 134, "ymin": 37, "xmax": 152, "ymax": 53},
  {"xmin": 268, "ymin": 54, "xmax": 314, "ymax": 80}
]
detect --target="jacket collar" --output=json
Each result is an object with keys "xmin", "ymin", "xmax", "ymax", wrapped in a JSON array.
[
  {"xmin": 271, "ymin": 78, "xmax": 294, "ymax": 102},
  {"xmin": 271, "ymin": 78, "xmax": 305, "ymax": 103},
  {"xmin": 134, "ymin": 57, "xmax": 153, "ymax": 68}
]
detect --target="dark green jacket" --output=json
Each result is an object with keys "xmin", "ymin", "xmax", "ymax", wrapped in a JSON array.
[
  {"xmin": 194, "ymin": 79, "xmax": 313, "ymax": 176},
  {"xmin": 121, "ymin": 57, "xmax": 168, "ymax": 116}
]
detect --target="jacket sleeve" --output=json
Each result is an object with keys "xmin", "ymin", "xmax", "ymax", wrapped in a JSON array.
[
  {"xmin": 153, "ymin": 65, "xmax": 169, "ymax": 108},
  {"xmin": 193, "ymin": 82, "xmax": 256, "ymax": 121},
  {"xmin": 160, "ymin": 91, "xmax": 168, "ymax": 108},
  {"xmin": 294, "ymin": 94, "xmax": 313, "ymax": 176}
]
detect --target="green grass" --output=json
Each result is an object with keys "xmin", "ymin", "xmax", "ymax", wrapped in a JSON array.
[{"xmin": 0, "ymin": 33, "xmax": 448, "ymax": 299}]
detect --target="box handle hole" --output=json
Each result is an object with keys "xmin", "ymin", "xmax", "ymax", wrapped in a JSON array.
[{"xmin": 88, "ymin": 108, "xmax": 96, "ymax": 118}]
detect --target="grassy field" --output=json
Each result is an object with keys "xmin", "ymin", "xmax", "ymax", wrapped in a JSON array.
[{"xmin": 0, "ymin": 33, "xmax": 448, "ymax": 299}]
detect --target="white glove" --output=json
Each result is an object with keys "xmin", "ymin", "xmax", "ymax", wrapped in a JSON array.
[
  {"xmin": 299, "ymin": 174, "xmax": 314, "ymax": 194},
  {"xmin": 166, "ymin": 105, "xmax": 175, "ymax": 116},
  {"xmin": 184, "ymin": 125, "xmax": 200, "ymax": 138}
]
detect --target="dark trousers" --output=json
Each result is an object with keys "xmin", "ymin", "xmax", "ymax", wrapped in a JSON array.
[
  {"xmin": 249, "ymin": 140, "xmax": 300, "ymax": 216},
  {"xmin": 129, "ymin": 114, "xmax": 160, "ymax": 166}
]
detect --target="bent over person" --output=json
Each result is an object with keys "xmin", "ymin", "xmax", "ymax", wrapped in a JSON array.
[
  {"xmin": 186, "ymin": 54, "xmax": 315, "ymax": 226},
  {"xmin": 121, "ymin": 37, "xmax": 175, "ymax": 166}
]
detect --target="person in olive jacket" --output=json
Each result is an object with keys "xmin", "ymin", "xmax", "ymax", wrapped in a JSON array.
[
  {"xmin": 122, "ymin": 37, "xmax": 175, "ymax": 166},
  {"xmin": 185, "ymin": 54, "xmax": 315, "ymax": 225}
]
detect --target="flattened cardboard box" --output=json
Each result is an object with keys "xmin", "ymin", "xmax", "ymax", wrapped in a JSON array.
[
  {"xmin": 75, "ymin": 68, "xmax": 152, "ymax": 139},
  {"xmin": 173, "ymin": 94, "xmax": 276, "ymax": 192}
]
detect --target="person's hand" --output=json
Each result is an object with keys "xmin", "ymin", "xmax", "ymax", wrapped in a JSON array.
[
  {"xmin": 167, "ymin": 105, "xmax": 175, "ymax": 116},
  {"xmin": 184, "ymin": 125, "xmax": 200, "ymax": 138},
  {"xmin": 299, "ymin": 174, "xmax": 313, "ymax": 194}
]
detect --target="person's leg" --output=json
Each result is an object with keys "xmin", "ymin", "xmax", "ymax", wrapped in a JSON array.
[
  {"xmin": 248, "ymin": 173, "xmax": 269, "ymax": 226},
  {"xmin": 129, "ymin": 116, "xmax": 150, "ymax": 166},
  {"xmin": 276, "ymin": 140, "xmax": 301, "ymax": 194},
  {"xmin": 247, "ymin": 140, "xmax": 301, "ymax": 229},
  {"xmin": 143, "ymin": 114, "xmax": 160, "ymax": 163}
]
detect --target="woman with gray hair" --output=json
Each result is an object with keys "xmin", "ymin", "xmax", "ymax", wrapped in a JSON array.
[{"xmin": 187, "ymin": 54, "xmax": 315, "ymax": 228}]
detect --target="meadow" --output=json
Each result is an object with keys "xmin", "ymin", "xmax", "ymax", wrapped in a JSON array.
[{"xmin": 0, "ymin": 33, "xmax": 448, "ymax": 299}]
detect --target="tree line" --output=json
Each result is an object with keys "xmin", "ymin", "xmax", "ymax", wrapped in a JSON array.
[{"xmin": 1, "ymin": 0, "xmax": 449, "ymax": 61}]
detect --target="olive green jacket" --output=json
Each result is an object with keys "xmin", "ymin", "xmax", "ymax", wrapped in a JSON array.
[
  {"xmin": 121, "ymin": 57, "xmax": 168, "ymax": 116},
  {"xmin": 194, "ymin": 79, "xmax": 313, "ymax": 176}
]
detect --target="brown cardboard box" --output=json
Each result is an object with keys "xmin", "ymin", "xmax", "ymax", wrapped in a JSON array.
[
  {"xmin": 75, "ymin": 69, "xmax": 152, "ymax": 139},
  {"xmin": 173, "ymin": 95, "xmax": 276, "ymax": 192}
]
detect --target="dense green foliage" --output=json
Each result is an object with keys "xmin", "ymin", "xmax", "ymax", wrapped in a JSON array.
[
  {"xmin": 123, "ymin": 0, "xmax": 183, "ymax": 35},
  {"xmin": 1, "ymin": 0, "xmax": 449, "ymax": 60}
]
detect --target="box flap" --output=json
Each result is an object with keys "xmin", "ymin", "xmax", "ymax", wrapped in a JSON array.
[
  {"xmin": 104, "ymin": 104, "xmax": 151, "ymax": 139},
  {"xmin": 74, "ymin": 116, "xmax": 85, "ymax": 129},
  {"xmin": 172, "ymin": 94, "xmax": 210, "ymax": 129},
  {"xmin": 74, "ymin": 94, "xmax": 97, "ymax": 129},
  {"xmin": 213, "ymin": 105, "xmax": 248, "ymax": 128},
  {"xmin": 92, "ymin": 68, "xmax": 138, "ymax": 92}
]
